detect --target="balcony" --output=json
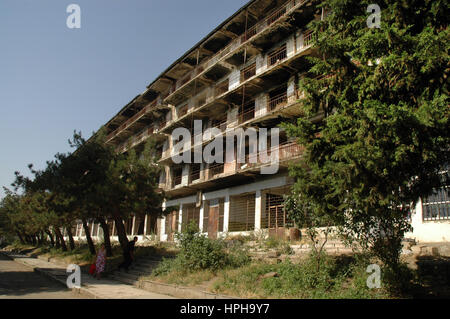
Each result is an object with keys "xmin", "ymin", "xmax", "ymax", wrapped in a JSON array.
[
  {"xmin": 172, "ymin": 174, "xmax": 182, "ymax": 188},
  {"xmin": 239, "ymin": 141, "xmax": 304, "ymax": 170},
  {"xmin": 238, "ymin": 101, "xmax": 256, "ymax": 124},
  {"xmin": 240, "ymin": 62, "xmax": 256, "ymax": 82},
  {"xmin": 209, "ymin": 162, "xmax": 225, "ymax": 177},
  {"xmin": 164, "ymin": 0, "xmax": 311, "ymax": 102},
  {"xmin": 268, "ymin": 91, "xmax": 288, "ymax": 112},
  {"xmin": 106, "ymin": 100, "xmax": 159, "ymax": 143},
  {"xmin": 268, "ymin": 44, "xmax": 288, "ymax": 67},
  {"xmin": 116, "ymin": 125, "xmax": 155, "ymax": 153}
]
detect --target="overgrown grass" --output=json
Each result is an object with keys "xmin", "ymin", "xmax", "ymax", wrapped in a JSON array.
[{"xmin": 211, "ymin": 253, "xmax": 392, "ymax": 298}]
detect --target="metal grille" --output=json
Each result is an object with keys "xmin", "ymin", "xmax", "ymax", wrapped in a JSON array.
[
  {"xmin": 182, "ymin": 203, "xmax": 201, "ymax": 228},
  {"xmin": 229, "ymin": 194, "xmax": 255, "ymax": 232},
  {"xmin": 261, "ymin": 194, "xmax": 292, "ymax": 229},
  {"xmin": 423, "ymin": 186, "xmax": 450, "ymax": 221}
]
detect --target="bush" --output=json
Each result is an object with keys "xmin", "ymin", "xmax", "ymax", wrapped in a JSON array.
[
  {"xmin": 152, "ymin": 222, "xmax": 251, "ymax": 277},
  {"xmin": 175, "ymin": 222, "xmax": 228, "ymax": 272}
]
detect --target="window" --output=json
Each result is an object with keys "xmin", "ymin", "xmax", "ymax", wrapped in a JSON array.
[
  {"xmin": 229, "ymin": 194, "xmax": 255, "ymax": 231},
  {"xmin": 422, "ymin": 185, "xmax": 450, "ymax": 221}
]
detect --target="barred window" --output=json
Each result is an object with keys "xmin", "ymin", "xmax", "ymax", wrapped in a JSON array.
[{"xmin": 422, "ymin": 185, "xmax": 450, "ymax": 221}]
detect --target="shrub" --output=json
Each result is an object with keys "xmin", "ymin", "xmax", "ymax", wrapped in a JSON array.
[{"xmin": 175, "ymin": 222, "xmax": 228, "ymax": 272}]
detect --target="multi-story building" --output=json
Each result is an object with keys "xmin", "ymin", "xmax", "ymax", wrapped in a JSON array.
[{"xmin": 71, "ymin": 0, "xmax": 449, "ymax": 244}]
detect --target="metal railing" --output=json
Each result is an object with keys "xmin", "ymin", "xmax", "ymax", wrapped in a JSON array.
[
  {"xmin": 268, "ymin": 91, "xmax": 288, "ymax": 111},
  {"xmin": 268, "ymin": 44, "xmax": 287, "ymax": 66},
  {"xmin": 167, "ymin": 0, "xmax": 310, "ymax": 100},
  {"xmin": 190, "ymin": 168, "xmax": 201, "ymax": 182},
  {"xmin": 215, "ymin": 80, "xmax": 229, "ymax": 97},
  {"xmin": 172, "ymin": 174, "xmax": 182, "ymax": 187},
  {"xmin": 239, "ymin": 141, "xmax": 304, "ymax": 169},
  {"xmin": 209, "ymin": 162, "xmax": 225, "ymax": 176},
  {"xmin": 106, "ymin": 99, "xmax": 158, "ymax": 142},
  {"xmin": 238, "ymin": 101, "xmax": 256, "ymax": 124},
  {"xmin": 240, "ymin": 62, "xmax": 256, "ymax": 82}
]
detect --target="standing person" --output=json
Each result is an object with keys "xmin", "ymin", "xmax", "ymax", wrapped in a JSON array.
[
  {"xmin": 95, "ymin": 244, "xmax": 107, "ymax": 280},
  {"xmin": 118, "ymin": 236, "xmax": 138, "ymax": 272}
]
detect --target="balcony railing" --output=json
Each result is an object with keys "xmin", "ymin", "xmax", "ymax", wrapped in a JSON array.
[
  {"xmin": 209, "ymin": 163, "xmax": 225, "ymax": 176},
  {"xmin": 268, "ymin": 91, "xmax": 288, "ymax": 111},
  {"xmin": 240, "ymin": 62, "xmax": 256, "ymax": 82},
  {"xmin": 166, "ymin": 0, "xmax": 310, "ymax": 100},
  {"xmin": 190, "ymin": 168, "xmax": 201, "ymax": 182},
  {"xmin": 268, "ymin": 44, "xmax": 287, "ymax": 66},
  {"xmin": 115, "ymin": 125, "xmax": 155, "ymax": 153},
  {"xmin": 106, "ymin": 99, "xmax": 158, "ymax": 142},
  {"xmin": 239, "ymin": 141, "xmax": 304, "ymax": 169},
  {"xmin": 172, "ymin": 175, "xmax": 182, "ymax": 187},
  {"xmin": 215, "ymin": 80, "xmax": 229, "ymax": 97},
  {"xmin": 238, "ymin": 102, "xmax": 256, "ymax": 124},
  {"xmin": 303, "ymin": 30, "xmax": 315, "ymax": 47}
]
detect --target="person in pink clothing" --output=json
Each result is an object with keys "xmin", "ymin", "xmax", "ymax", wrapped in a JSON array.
[{"xmin": 95, "ymin": 244, "xmax": 107, "ymax": 280}]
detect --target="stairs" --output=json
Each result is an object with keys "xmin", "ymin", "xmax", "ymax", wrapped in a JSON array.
[{"xmin": 110, "ymin": 255, "xmax": 169, "ymax": 286}]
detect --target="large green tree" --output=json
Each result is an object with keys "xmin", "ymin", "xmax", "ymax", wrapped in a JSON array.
[{"xmin": 286, "ymin": 0, "xmax": 449, "ymax": 274}]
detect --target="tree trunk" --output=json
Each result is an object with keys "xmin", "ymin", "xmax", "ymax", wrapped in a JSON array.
[
  {"xmin": 82, "ymin": 218, "xmax": 96, "ymax": 255},
  {"xmin": 53, "ymin": 229, "xmax": 60, "ymax": 249},
  {"xmin": 66, "ymin": 226, "xmax": 75, "ymax": 250},
  {"xmin": 36, "ymin": 233, "xmax": 42, "ymax": 246},
  {"xmin": 54, "ymin": 227, "xmax": 67, "ymax": 251},
  {"xmin": 16, "ymin": 232, "xmax": 25, "ymax": 244},
  {"xmin": 113, "ymin": 215, "xmax": 129, "ymax": 251},
  {"xmin": 98, "ymin": 217, "xmax": 113, "ymax": 257},
  {"xmin": 45, "ymin": 230, "xmax": 55, "ymax": 247}
]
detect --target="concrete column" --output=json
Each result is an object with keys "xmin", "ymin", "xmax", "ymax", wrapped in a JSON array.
[
  {"xmin": 223, "ymin": 195, "xmax": 230, "ymax": 233},
  {"xmin": 131, "ymin": 216, "xmax": 136, "ymax": 236},
  {"xmin": 199, "ymin": 201, "xmax": 205, "ymax": 232},
  {"xmin": 111, "ymin": 221, "xmax": 115, "ymax": 238},
  {"xmin": 91, "ymin": 222, "xmax": 95, "ymax": 237},
  {"xmin": 160, "ymin": 202, "xmax": 166, "ymax": 239},
  {"xmin": 143, "ymin": 214, "xmax": 148, "ymax": 236},
  {"xmin": 255, "ymin": 189, "xmax": 262, "ymax": 230},
  {"xmin": 178, "ymin": 204, "xmax": 183, "ymax": 232}
]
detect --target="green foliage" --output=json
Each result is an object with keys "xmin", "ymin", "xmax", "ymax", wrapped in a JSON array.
[
  {"xmin": 153, "ymin": 222, "xmax": 251, "ymax": 276},
  {"xmin": 214, "ymin": 253, "xmax": 390, "ymax": 299},
  {"xmin": 175, "ymin": 222, "xmax": 228, "ymax": 271},
  {"xmin": 285, "ymin": 0, "xmax": 449, "ymax": 271},
  {"xmin": 264, "ymin": 236, "xmax": 293, "ymax": 255}
]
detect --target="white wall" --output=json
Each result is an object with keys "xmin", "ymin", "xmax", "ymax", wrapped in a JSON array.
[{"xmin": 407, "ymin": 199, "xmax": 450, "ymax": 242}]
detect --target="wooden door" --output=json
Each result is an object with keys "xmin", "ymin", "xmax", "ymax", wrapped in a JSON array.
[{"xmin": 208, "ymin": 205, "xmax": 219, "ymax": 239}]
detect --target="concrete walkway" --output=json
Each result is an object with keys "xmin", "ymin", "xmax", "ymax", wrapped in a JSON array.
[{"xmin": 1, "ymin": 252, "xmax": 175, "ymax": 299}]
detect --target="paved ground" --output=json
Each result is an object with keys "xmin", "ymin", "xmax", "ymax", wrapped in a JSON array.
[
  {"xmin": 0, "ymin": 253, "xmax": 87, "ymax": 299},
  {"xmin": 0, "ymin": 252, "xmax": 175, "ymax": 299}
]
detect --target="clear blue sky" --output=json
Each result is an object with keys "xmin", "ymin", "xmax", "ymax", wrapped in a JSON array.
[{"xmin": 0, "ymin": 0, "xmax": 249, "ymax": 198}]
